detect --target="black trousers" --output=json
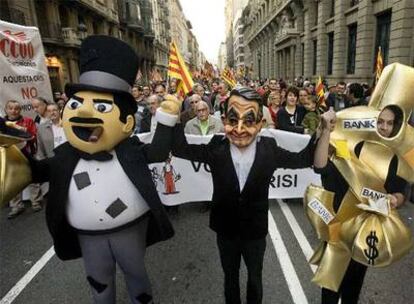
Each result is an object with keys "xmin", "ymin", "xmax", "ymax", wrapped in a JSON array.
[
  {"xmin": 321, "ymin": 259, "xmax": 367, "ymax": 304},
  {"xmin": 216, "ymin": 235, "xmax": 266, "ymax": 304}
]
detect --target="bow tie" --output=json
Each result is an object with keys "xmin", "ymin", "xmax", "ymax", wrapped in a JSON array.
[{"xmin": 75, "ymin": 149, "xmax": 113, "ymax": 161}]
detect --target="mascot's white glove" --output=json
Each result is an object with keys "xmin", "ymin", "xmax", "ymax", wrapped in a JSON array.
[{"xmin": 155, "ymin": 94, "xmax": 183, "ymax": 127}]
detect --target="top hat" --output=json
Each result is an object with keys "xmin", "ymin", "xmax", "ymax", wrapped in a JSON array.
[
  {"xmin": 0, "ymin": 117, "xmax": 33, "ymax": 146},
  {"xmin": 65, "ymin": 35, "xmax": 139, "ymax": 106}
]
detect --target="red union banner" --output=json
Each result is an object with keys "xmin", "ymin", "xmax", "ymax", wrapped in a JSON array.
[{"xmin": 0, "ymin": 20, "xmax": 53, "ymax": 117}]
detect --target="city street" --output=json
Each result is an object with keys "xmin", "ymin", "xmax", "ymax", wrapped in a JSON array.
[{"xmin": 1, "ymin": 199, "xmax": 413, "ymax": 304}]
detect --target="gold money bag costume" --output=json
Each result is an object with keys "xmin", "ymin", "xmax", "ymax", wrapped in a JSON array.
[
  {"xmin": 304, "ymin": 63, "xmax": 414, "ymax": 292},
  {"xmin": 0, "ymin": 119, "xmax": 32, "ymax": 205}
]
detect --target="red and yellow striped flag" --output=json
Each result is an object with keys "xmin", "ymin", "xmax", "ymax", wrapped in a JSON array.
[
  {"xmin": 374, "ymin": 46, "xmax": 384, "ymax": 86},
  {"xmin": 168, "ymin": 41, "xmax": 194, "ymax": 96},
  {"xmin": 221, "ymin": 67, "xmax": 237, "ymax": 88},
  {"xmin": 315, "ymin": 76, "xmax": 327, "ymax": 109}
]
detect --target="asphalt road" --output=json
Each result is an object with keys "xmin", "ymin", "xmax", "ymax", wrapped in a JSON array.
[{"xmin": 1, "ymin": 199, "xmax": 413, "ymax": 304}]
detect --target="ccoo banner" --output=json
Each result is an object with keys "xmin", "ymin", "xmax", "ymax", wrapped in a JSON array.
[
  {"xmin": 137, "ymin": 129, "xmax": 322, "ymax": 206},
  {"xmin": 0, "ymin": 20, "xmax": 53, "ymax": 117}
]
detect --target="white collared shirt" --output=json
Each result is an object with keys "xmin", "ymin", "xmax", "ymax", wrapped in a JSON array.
[
  {"xmin": 51, "ymin": 123, "xmax": 67, "ymax": 148},
  {"xmin": 230, "ymin": 139, "xmax": 257, "ymax": 191}
]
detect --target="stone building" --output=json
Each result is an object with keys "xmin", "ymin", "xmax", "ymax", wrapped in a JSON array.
[
  {"xmin": 243, "ymin": 0, "xmax": 414, "ymax": 84},
  {"xmin": 151, "ymin": 0, "xmax": 171, "ymax": 77},
  {"xmin": 218, "ymin": 41, "xmax": 227, "ymax": 70},
  {"xmin": 1, "ymin": 0, "xmax": 159, "ymax": 93},
  {"xmin": 168, "ymin": 0, "xmax": 191, "ymax": 65},
  {"xmin": 233, "ymin": 10, "xmax": 246, "ymax": 70}
]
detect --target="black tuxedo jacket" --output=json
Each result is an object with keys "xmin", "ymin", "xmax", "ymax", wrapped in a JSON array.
[
  {"xmin": 173, "ymin": 125, "xmax": 316, "ymax": 240},
  {"xmin": 30, "ymin": 124, "xmax": 174, "ymax": 260}
]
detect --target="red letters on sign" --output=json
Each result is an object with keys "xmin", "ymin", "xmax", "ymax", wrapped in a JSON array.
[
  {"xmin": 0, "ymin": 38, "xmax": 34, "ymax": 59},
  {"xmin": 21, "ymin": 87, "xmax": 38, "ymax": 100}
]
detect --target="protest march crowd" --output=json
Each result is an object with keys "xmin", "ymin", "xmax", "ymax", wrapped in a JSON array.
[{"xmin": 1, "ymin": 34, "xmax": 413, "ymax": 304}]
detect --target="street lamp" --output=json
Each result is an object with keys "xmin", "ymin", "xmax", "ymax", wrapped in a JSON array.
[{"xmin": 257, "ymin": 51, "xmax": 262, "ymax": 81}]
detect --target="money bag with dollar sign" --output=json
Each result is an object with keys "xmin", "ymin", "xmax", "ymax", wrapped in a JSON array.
[{"xmin": 304, "ymin": 62, "xmax": 414, "ymax": 292}]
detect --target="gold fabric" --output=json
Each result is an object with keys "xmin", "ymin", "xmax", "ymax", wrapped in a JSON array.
[
  {"xmin": 305, "ymin": 63, "xmax": 414, "ymax": 292},
  {"xmin": 0, "ymin": 145, "xmax": 31, "ymax": 206}
]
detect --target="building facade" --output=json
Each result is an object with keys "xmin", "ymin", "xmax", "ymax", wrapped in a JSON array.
[
  {"xmin": 1, "ymin": 0, "xmax": 164, "ymax": 93},
  {"xmin": 243, "ymin": 0, "xmax": 414, "ymax": 84},
  {"xmin": 218, "ymin": 41, "xmax": 227, "ymax": 70},
  {"xmin": 151, "ymin": 0, "xmax": 171, "ymax": 77},
  {"xmin": 233, "ymin": 10, "xmax": 246, "ymax": 70}
]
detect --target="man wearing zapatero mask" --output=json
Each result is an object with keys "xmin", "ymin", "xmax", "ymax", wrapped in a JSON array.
[
  {"xmin": 173, "ymin": 87, "xmax": 336, "ymax": 304},
  {"xmin": 0, "ymin": 35, "xmax": 181, "ymax": 304}
]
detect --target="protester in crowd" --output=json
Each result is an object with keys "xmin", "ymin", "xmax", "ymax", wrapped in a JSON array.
[
  {"xmin": 181, "ymin": 94, "xmax": 201, "ymax": 126},
  {"xmin": 213, "ymin": 82, "xmax": 230, "ymax": 115},
  {"xmin": 53, "ymin": 91, "xmax": 62, "ymax": 102},
  {"xmin": 55, "ymin": 98, "xmax": 66, "ymax": 112},
  {"xmin": 346, "ymin": 83, "xmax": 367, "ymax": 107},
  {"xmin": 298, "ymin": 88, "xmax": 309, "ymax": 106},
  {"xmin": 262, "ymin": 104, "xmax": 275, "ymax": 129},
  {"xmin": 131, "ymin": 85, "xmax": 143, "ymax": 102},
  {"xmin": 267, "ymin": 91, "xmax": 282, "ymax": 128},
  {"xmin": 301, "ymin": 95, "xmax": 321, "ymax": 135},
  {"xmin": 154, "ymin": 83, "xmax": 167, "ymax": 98},
  {"xmin": 142, "ymin": 85, "xmax": 151, "ymax": 98},
  {"xmin": 31, "ymin": 97, "xmax": 49, "ymax": 125},
  {"xmin": 327, "ymin": 81, "xmax": 349, "ymax": 111},
  {"xmin": 277, "ymin": 86, "xmax": 306, "ymax": 133},
  {"xmin": 169, "ymin": 80, "xmax": 178, "ymax": 94},
  {"xmin": 132, "ymin": 85, "xmax": 150, "ymax": 134},
  {"xmin": 3, "ymin": 100, "xmax": 40, "ymax": 218},
  {"xmin": 36, "ymin": 103, "xmax": 67, "ymax": 160},
  {"xmin": 139, "ymin": 94, "xmax": 163, "ymax": 133},
  {"xmin": 262, "ymin": 79, "xmax": 280, "ymax": 105},
  {"xmin": 209, "ymin": 80, "xmax": 220, "ymax": 107},
  {"xmin": 173, "ymin": 86, "xmax": 336, "ymax": 304},
  {"xmin": 184, "ymin": 100, "xmax": 224, "ymax": 135},
  {"xmin": 193, "ymin": 83, "xmax": 213, "ymax": 111},
  {"xmin": 314, "ymin": 105, "xmax": 407, "ymax": 304}
]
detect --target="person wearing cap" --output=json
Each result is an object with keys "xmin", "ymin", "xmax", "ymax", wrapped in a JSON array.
[
  {"xmin": 2, "ymin": 36, "xmax": 181, "ymax": 304},
  {"xmin": 172, "ymin": 87, "xmax": 336, "ymax": 304}
]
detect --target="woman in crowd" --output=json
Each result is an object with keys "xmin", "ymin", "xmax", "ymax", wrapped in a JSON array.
[
  {"xmin": 267, "ymin": 90, "xmax": 282, "ymax": 129},
  {"xmin": 277, "ymin": 86, "xmax": 306, "ymax": 133}
]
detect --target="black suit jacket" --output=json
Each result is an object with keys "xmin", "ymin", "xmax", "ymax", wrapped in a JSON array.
[
  {"xmin": 173, "ymin": 125, "xmax": 316, "ymax": 240},
  {"xmin": 30, "ymin": 124, "xmax": 175, "ymax": 260}
]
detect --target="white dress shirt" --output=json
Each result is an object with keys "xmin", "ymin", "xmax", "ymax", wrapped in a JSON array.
[{"xmin": 230, "ymin": 138, "xmax": 257, "ymax": 191}]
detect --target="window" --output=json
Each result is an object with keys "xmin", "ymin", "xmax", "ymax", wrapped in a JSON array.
[
  {"xmin": 301, "ymin": 43, "xmax": 305, "ymax": 76},
  {"xmin": 314, "ymin": 2, "xmax": 318, "ymax": 26},
  {"xmin": 375, "ymin": 11, "xmax": 391, "ymax": 68},
  {"xmin": 330, "ymin": 0, "xmax": 335, "ymax": 18},
  {"xmin": 313, "ymin": 39, "xmax": 317, "ymax": 75},
  {"xmin": 347, "ymin": 23, "xmax": 357, "ymax": 74},
  {"xmin": 350, "ymin": 0, "xmax": 359, "ymax": 7},
  {"xmin": 327, "ymin": 32, "xmax": 334, "ymax": 75}
]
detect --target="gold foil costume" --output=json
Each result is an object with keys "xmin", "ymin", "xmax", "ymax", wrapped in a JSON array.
[{"xmin": 304, "ymin": 63, "xmax": 414, "ymax": 292}]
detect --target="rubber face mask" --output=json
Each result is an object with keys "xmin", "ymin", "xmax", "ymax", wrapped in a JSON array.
[
  {"xmin": 62, "ymin": 91, "xmax": 134, "ymax": 154},
  {"xmin": 223, "ymin": 95, "xmax": 263, "ymax": 148}
]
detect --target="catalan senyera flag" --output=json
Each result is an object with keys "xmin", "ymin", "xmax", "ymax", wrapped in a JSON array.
[
  {"xmin": 315, "ymin": 76, "xmax": 327, "ymax": 109},
  {"xmin": 374, "ymin": 46, "xmax": 384, "ymax": 86},
  {"xmin": 221, "ymin": 67, "xmax": 237, "ymax": 88},
  {"xmin": 168, "ymin": 41, "xmax": 194, "ymax": 96}
]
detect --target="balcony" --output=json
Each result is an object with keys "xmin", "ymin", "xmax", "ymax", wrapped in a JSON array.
[
  {"xmin": 78, "ymin": 0, "xmax": 112, "ymax": 20},
  {"xmin": 61, "ymin": 28, "xmax": 81, "ymax": 47},
  {"xmin": 275, "ymin": 28, "xmax": 300, "ymax": 47}
]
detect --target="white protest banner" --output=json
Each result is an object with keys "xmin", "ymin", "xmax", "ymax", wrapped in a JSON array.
[
  {"xmin": 0, "ymin": 20, "xmax": 53, "ymax": 117},
  {"xmin": 138, "ymin": 129, "xmax": 321, "ymax": 206}
]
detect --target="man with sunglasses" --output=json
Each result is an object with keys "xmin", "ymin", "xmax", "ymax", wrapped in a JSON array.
[{"xmin": 173, "ymin": 87, "xmax": 336, "ymax": 304}]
